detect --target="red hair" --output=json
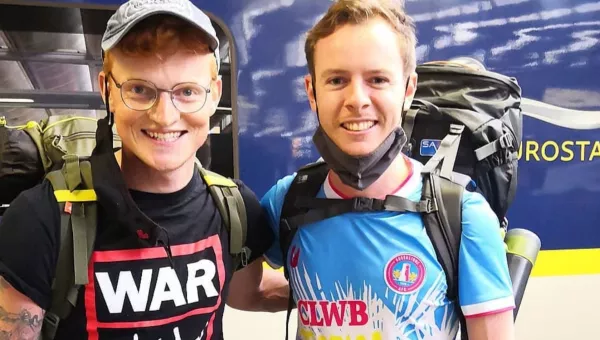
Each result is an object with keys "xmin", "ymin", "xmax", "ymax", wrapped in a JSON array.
[{"xmin": 103, "ymin": 14, "xmax": 218, "ymax": 79}]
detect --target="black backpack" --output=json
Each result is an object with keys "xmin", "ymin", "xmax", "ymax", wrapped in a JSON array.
[
  {"xmin": 403, "ymin": 60, "xmax": 522, "ymax": 227},
  {"xmin": 278, "ymin": 59, "xmax": 522, "ymax": 340}
]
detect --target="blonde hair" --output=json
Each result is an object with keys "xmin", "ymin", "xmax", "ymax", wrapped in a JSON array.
[
  {"xmin": 103, "ymin": 14, "xmax": 218, "ymax": 80},
  {"xmin": 305, "ymin": 0, "xmax": 417, "ymax": 80}
]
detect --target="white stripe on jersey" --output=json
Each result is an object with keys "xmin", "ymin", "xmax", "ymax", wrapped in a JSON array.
[{"xmin": 462, "ymin": 295, "xmax": 515, "ymax": 317}]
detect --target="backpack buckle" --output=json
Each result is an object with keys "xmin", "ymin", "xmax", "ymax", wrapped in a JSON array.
[
  {"xmin": 419, "ymin": 198, "xmax": 438, "ymax": 213},
  {"xmin": 499, "ymin": 133, "xmax": 512, "ymax": 149},
  {"xmin": 449, "ymin": 124, "xmax": 464, "ymax": 135},
  {"xmin": 353, "ymin": 197, "xmax": 375, "ymax": 212},
  {"xmin": 241, "ymin": 247, "xmax": 250, "ymax": 267},
  {"xmin": 42, "ymin": 312, "xmax": 61, "ymax": 340}
]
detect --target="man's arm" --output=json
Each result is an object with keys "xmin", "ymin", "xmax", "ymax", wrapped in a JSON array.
[
  {"xmin": 465, "ymin": 310, "xmax": 515, "ymax": 340},
  {"xmin": 226, "ymin": 257, "xmax": 289, "ymax": 312},
  {"xmin": 228, "ymin": 178, "xmax": 294, "ymax": 312},
  {"xmin": 458, "ymin": 191, "xmax": 516, "ymax": 339},
  {"xmin": 0, "ymin": 183, "xmax": 61, "ymax": 340},
  {"xmin": 0, "ymin": 276, "xmax": 44, "ymax": 340}
]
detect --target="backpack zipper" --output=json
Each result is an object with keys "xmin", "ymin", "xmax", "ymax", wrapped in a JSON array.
[{"xmin": 54, "ymin": 131, "xmax": 122, "ymax": 142}]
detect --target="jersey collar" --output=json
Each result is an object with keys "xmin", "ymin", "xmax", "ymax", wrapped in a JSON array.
[{"xmin": 324, "ymin": 156, "xmax": 420, "ymax": 199}]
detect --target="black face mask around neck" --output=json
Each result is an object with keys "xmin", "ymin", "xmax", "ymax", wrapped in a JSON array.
[{"xmin": 312, "ymin": 125, "xmax": 407, "ymax": 191}]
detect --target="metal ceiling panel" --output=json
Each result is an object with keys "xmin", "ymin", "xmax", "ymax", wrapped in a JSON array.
[
  {"xmin": 49, "ymin": 109, "xmax": 104, "ymax": 118},
  {"xmin": 27, "ymin": 62, "xmax": 93, "ymax": 92},
  {"xmin": 89, "ymin": 65, "xmax": 103, "ymax": 92},
  {"xmin": 0, "ymin": 107, "xmax": 47, "ymax": 125},
  {"xmin": 84, "ymin": 34, "xmax": 103, "ymax": 59},
  {"xmin": 7, "ymin": 31, "xmax": 86, "ymax": 53},
  {"xmin": 0, "ymin": 61, "xmax": 33, "ymax": 90}
]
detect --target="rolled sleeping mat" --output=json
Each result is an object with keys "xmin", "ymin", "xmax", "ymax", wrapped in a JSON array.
[{"xmin": 505, "ymin": 228, "xmax": 541, "ymax": 319}]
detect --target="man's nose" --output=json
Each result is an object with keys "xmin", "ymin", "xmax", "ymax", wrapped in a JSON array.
[
  {"xmin": 148, "ymin": 92, "xmax": 180, "ymax": 126},
  {"xmin": 345, "ymin": 79, "xmax": 371, "ymax": 112}
]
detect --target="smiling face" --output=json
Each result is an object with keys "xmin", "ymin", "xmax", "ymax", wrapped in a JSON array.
[
  {"xmin": 305, "ymin": 17, "xmax": 417, "ymax": 157},
  {"xmin": 100, "ymin": 49, "xmax": 220, "ymax": 172},
  {"xmin": 99, "ymin": 15, "xmax": 221, "ymax": 173}
]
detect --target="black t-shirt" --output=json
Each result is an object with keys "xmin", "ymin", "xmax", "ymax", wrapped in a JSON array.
[{"xmin": 0, "ymin": 152, "xmax": 273, "ymax": 340}]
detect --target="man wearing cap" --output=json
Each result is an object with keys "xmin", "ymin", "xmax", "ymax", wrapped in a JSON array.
[{"xmin": 0, "ymin": 1, "xmax": 288, "ymax": 340}]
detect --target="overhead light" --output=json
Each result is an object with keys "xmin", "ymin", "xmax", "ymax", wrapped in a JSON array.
[{"xmin": 0, "ymin": 98, "xmax": 34, "ymax": 103}]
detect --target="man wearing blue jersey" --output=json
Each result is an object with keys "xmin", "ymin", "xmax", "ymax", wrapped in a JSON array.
[{"xmin": 260, "ymin": 0, "xmax": 516, "ymax": 339}]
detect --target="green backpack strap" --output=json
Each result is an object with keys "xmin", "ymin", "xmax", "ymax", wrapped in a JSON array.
[
  {"xmin": 197, "ymin": 162, "xmax": 249, "ymax": 270},
  {"xmin": 42, "ymin": 155, "xmax": 97, "ymax": 340}
]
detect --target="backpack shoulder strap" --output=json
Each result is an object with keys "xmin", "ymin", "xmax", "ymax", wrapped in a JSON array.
[
  {"xmin": 42, "ymin": 155, "xmax": 97, "ymax": 340},
  {"xmin": 279, "ymin": 160, "xmax": 329, "ymax": 278},
  {"xmin": 197, "ymin": 162, "xmax": 249, "ymax": 270},
  {"xmin": 278, "ymin": 160, "xmax": 329, "ymax": 340},
  {"xmin": 420, "ymin": 124, "xmax": 469, "ymax": 339}
]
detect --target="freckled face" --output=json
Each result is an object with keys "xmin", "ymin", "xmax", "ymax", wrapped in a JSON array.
[{"xmin": 101, "ymin": 49, "xmax": 221, "ymax": 172}]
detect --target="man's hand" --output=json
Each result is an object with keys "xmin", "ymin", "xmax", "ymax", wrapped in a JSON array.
[
  {"xmin": 465, "ymin": 309, "xmax": 515, "ymax": 340},
  {"xmin": 226, "ymin": 257, "xmax": 289, "ymax": 313},
  {"xmin": 0, "ymin": 276, "xmax": 44, "ymax": 340}
]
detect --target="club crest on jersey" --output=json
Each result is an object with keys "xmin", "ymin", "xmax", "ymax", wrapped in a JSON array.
[{"xmin": 384, "ymin": 253, "xmax": 426, "ymax": 294}]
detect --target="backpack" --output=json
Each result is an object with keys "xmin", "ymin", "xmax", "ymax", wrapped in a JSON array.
[
  {"xmin": 403, "ymin": 60, "xmax": 522, "ymax": 227},
  {"xmin": 0, "ymin": 115, "xmax": 250, "ymax": 340},
  {"xmin": 0, "ymin": 115, "xmax": 122, "ymax": 205},
  {"xmin": 277, "ymin": 60, "xmax": 522, "ymax": 340}
]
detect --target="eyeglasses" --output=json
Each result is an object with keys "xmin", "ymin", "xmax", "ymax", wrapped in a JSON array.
[{"xmin": 108, "ymin": 73, "xmax": 212, "ymax": 114}]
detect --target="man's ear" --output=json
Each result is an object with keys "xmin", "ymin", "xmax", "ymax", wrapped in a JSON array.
[
  {"xmin": 304, "ymin": 74, "xmax": 317, "ymax": 112},
  {"xmin": 403, "ymin": 72, "xmax": 419, "ymax": 111},
  {"xmin": 209, "ymin": 75, "xmax": 223, "ymax": 117},
  {"xmin": 98, "ymin": 71, "xmax": 107, "ymax": 104}
]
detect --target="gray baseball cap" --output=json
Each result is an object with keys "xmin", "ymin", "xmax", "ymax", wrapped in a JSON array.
[{"xmin": 101, "ymin": 0, "xmax": 220, "ymax": 71}]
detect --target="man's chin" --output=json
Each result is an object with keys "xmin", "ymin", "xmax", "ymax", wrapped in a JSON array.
[
  {"xmin": 134, "ymin": 152, "xmax": 192, "ymax": 173},
  {"xmin": 147, "ymin": 159, "xmax": 190, "ymax": 173},
  {"xmin": 337, "ymin": 143, "xmax": 379, "ymax": 158}
]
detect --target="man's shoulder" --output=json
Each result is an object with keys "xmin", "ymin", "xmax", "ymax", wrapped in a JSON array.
[
  {"xmin": 460, "ymin": 189, "xmax": 494, "ymax": 214},
  {"xmin": 4, "ymin": 180, "xmax": 58, "ymax": 215},
  {"xmin": 0, "ymin": 179, "xmax": 62, "ymax": 311},
  {"xmin": 0, "ymin": 179, "xmax": 61, "ymax": 238},
  {"xmin": 393, "ymin": 157, "xmax": 425, "ymax": 201},
  {"xmin": 403, "ymin": 156, "xmax": 488, "ymax": 208},
  {"xmin": 261, "ymin": 174, "xmax": 298, "ymax": 203}
]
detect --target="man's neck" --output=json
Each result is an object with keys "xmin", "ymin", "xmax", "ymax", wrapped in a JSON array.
[
  {"xmin": 115, "ymin": 150, "xmax": 195, "ymax": 194},
  {"xmin": 328, "ymin": 155, "xmax": 411, "ymax": 200}
]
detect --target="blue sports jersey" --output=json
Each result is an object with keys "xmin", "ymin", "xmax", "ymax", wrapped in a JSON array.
[{"xmin": 261, "ymin": 157, "xmax": 515, "ymax": 340}]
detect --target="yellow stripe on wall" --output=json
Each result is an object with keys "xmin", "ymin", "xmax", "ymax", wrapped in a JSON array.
[
  {"xmin": 262, "ymin": 248, "xmax": 600, "ymax": 277},
  {"xmin": 531, "ymin": 248, "xmax": 600, "ymax": 277}
]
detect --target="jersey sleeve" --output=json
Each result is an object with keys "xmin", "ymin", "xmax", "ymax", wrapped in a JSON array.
[
  {"xmin": 260, "ymin": 174, "xmax": 296, "ymax": 269},
  {"xmin": 0, "ymin": 181, "xmax": 60, "ymax": 310},
  {"xmin": 458, "ymin": 190, "xmax": 515, "ymax": 318},
  {"xmin": 233, "ymin": 180, "xmax": 275, "ymax": 268}
]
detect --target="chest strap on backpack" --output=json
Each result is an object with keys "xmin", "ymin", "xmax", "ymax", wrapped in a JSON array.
[
  {"xmin": 43, "ymin": 157, "xmax": 97, "ymax": 340},
  {"xmin": 197, "ymin": 163, "xmax": 249, "ymax": 270},
  {"xmin": 284, "ymin": 194, "xmax": 437, "ymax": 231}
]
